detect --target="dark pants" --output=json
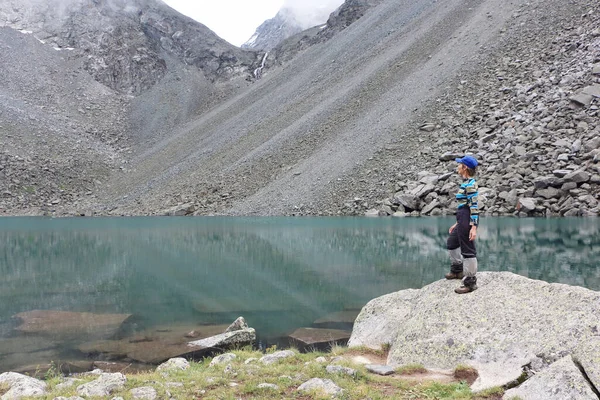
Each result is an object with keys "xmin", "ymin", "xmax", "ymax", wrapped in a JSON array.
[{"xmin": 447, "ymin": 207, "xmax": 476, "ymax": 259}]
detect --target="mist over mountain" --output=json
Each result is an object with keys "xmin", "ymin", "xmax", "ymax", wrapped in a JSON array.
[{"xmin": 242, "ymin": 0, "xmax": 344, "ymax": 50}]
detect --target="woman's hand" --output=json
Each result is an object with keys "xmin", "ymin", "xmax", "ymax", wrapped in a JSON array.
[
  {"xmin": 469, "ymin": 225, "xmax": 477, "ymax": 241},
  {"xmin": 449, "ymin": 223, "xmax": 457, "ymax": 234}
]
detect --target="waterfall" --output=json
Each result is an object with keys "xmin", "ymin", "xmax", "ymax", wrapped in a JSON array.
[{"xmin": 254, "ymin": 52, "xmax": 269, "ymax": 80}]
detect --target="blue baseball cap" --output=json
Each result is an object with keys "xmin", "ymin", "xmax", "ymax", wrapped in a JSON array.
[{"xmin": 455, "ymin": 155, "xmax": 478, "ymax": 169}]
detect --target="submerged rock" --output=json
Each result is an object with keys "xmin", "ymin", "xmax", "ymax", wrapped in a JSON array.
[
  {"xmin": 12, "ymin": 310, "xmax": 132, "ymax": 341},
  {"xmin": 288, "ymin": 327, "xmax": 351, "ymax": 350}
]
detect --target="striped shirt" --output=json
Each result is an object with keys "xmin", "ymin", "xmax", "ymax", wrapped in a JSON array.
[{"xmin": 456, "ymin": 178, "xmax": 479, "ymax": 226}]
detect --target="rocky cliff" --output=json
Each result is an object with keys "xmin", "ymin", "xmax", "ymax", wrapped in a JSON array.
[
  {"xmin": 0, "ymin": 0, "xmax": 264, "ymax": 215},
  {"xmin": 0, "ymin": 0, "xmax": 261, "ymax": 94}
]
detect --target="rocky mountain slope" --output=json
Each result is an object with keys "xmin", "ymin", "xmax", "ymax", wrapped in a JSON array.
[
  {"xmin": 1, "ymin": 0, "xmax": 598, "ymax": 217},
  {"xmin": 0, "ymin": 0, "xmax": 265, "ymax": 215}
]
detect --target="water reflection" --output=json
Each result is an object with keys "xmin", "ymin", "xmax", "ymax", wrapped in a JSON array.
[{"xmin": 0, "ymin": 216, "xmax": 598, "ymax": 372}]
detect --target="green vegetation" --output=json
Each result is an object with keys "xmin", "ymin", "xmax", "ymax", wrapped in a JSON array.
[
  {"xmin": 395, "ymin": 363, "xmax": 428, "ymax": 375},
  {"xmin": 23, "ymin": 348, "xmax": 507, "ymax": 399}
]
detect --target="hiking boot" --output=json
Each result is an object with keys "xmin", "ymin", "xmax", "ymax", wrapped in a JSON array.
[
  {"xmin": 445, "ymin": 271, "xmax": 464, "ymax": 280},
  {"xmin": 445, "ymin": 263, "xmax": 464, "ymax": 280},
  {"xmin": 455, "ymin": 276, "xmax": 477, "ymax": 294}
]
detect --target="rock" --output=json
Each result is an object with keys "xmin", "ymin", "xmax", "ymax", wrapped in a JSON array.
[
  {"xmin": 419, "ymin": 123, "xmax": 436, "ymax": 132},
  {"xmin": 584, "ymin": 137, "xmax": 600, "ymax": 151},
  {"xmin": 593, "ymin": 63, "xmax": 600, "ymax": 75},
  {"xmin": 564, "ymin": 170, "xmax": 590, "ymax": 184},
  {"xmin": 364, "ymin": 209, "xmax": 380, "ymax": 217},
  {"xmin": 257, "ymin": 383, "xmax": 278, "ymax": 390},
  {"xmin": 225, "ymin": 317, "xmax": 248, "ymax": 332},
  {"xmin": 12, "ymin": 310, "xmax": 131, "ymax": 340},
  {"xmin": 582, "ymin": 84, "xmax": 600, "ymax": 98},
  {"xmin": 76, "ymin": 373, "xmax": 126, "ymax": 397},
  {"xmin": 55, "ymin": 378, "xmax": 84, "ymax": 391},
  {"xmin": 259, "ymin": 350, "xmax": 296, "ymax": 365},
  {"xmin": 188, "ymin": 328, "xmax": 256, "ymax": 349},
  {"xmin": 326, "ymin": 365, "xmax": 357, "ymax": 377},
  {"xmin": 393, "ymin": 194, "xmax": 420, "ymax": 212},
  {"xmin": 536, "ymin": 187, "xmax": 561, "ymax": 199},
  {"xmin": 52, "ymin": 397, "xmax": 85, "ymax": 400},
  {"xmin": 552, "ymin": 169, "xmax": 572, "ymax": 178},
  {"xmin": 513, "ymin": 146, "xmax": 527, "ymax": 156},
  {"xmin": 348, "ymin": 289, "xmax": 419, "ymax": 350},
  {"xmin": 365, "ymin": 364, "xmax": 395, "ymax": 376},
  {"xmin": 569, "ymin": 93, "xmax": 593, "ymax": 107},
  {"xmin": 209, "ymin": 353, "xmax": 237, "ymax": 366},
  {"xmin": 561, "ymin": 182, "xmax": 578, "ymax": 191},
  {"xmin": 162, "ymin": 203, "xmax": 195, "ymax": 216},
  {"xmin": 420, "ymin": 199, "xmax": 440, "ymax": 215},
  {"xmin": 572, "ymin": 336, "xmax": 600, "ymax": 389},
  {"xmin": 288, "ymin": 328, "xmax": 351, "ymax": 350},
  {"xmin": 517, "ymin": 197, "xmax": 536, "ymax": 212},
  {"xmin": 129, "ymin": 387, "xmax": 157, "ymax": 400},
  {"xmin": 533, "ymin": 176, "xmax": 561, "ymax": 189},
  {"xmin": 439, "ymin": 152, "xmax": 463, "ymax": 162},
  {"xmin": 297, "ymin": 378, "xmax": 343, "ymax": 397},
  {"xmin": 502, "ymin": 356, "xmax": 597, "ymax": 400},
  {"xmin": 0, "ymin": 372, "xmax": 47, "ymax": 399},
  {"xmin": 353, "ymin": 272, "xmax": 600, "ymax": 392}
]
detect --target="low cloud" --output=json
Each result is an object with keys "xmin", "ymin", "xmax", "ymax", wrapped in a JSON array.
[{"xmin": 281, "ymin": 0, "xmax": 345, "ymax": 29}]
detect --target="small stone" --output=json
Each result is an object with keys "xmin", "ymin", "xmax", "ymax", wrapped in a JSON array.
[
  {"xmin": 130, "ymin": 386, "xmax": 157, "ymax": 400},
  {"xmin": 210, "ymin": 353, "xmax": 236, "ymax": 367},
  {"xmin": 326, "ymin": 365, "xmax": 357, "ymax": 376},
  {"xmin": 298, "ymin": 378, "xmax": 343, "ymax": 397},
  {"xmin": 420, "ymin": 123, "xmax": 436, "ymax": 132},
  {"xmin": 156, "ymin": 358, "xmax": 190, "ymax": 372},
  {"xmin": 257, "ymin": 383, "xmax": 279, "ymax": 390},
  {"xmin": 365, "ymin": 364, "xmax": 395, "ymax": 376}
]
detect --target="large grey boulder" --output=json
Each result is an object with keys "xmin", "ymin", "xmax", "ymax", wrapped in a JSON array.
[
  {"xmin": 348, "ymin": 289, "xmax": 419, "ymax": 349},
  {"xmin": 572, "ymin": 336, "xmax": 600, "ymax": 389},
  {"xmin": 502, "ymin": 356, "xmax": 597, "ymax": 400},
  {"xmin": 350, "ymin": 272, "xmax": 600, "ymax": 392},
  {"xmin": 0, "ymin": 372, "xmax": 47, "ymax": 399}
]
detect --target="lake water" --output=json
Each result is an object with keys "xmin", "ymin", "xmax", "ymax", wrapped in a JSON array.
[{"xmin": 1, "ymin": 217, "xmax": 599, "ymax": 373}]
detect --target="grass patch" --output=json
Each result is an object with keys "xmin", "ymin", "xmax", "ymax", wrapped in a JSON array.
[
  {"xmin": 473, "ymin": 386, "xmax": 505, "ymax": 399},
  {"xmin": 25, "ymin": 347, "xmax": 506, "ymax": 399},
  {"xmin": 395, "ymin": 363, "xmax": 428, "ymax": 375},
  {"xmin": 331, "ymin": 343, "xmax": 390, "ymax": 358}
]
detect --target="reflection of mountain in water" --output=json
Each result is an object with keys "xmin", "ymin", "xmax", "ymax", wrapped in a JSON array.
[{"xmin": 1, "ymin": 217, "xmax": 599, "ymax": 336}]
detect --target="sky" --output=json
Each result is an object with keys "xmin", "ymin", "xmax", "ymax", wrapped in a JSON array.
[
  {"xmin": 162, "ymin": 0, "xmax": 284, "ymax": 46},
  {"xmin": 162, "ymin": 0, "xmax": 344, "ymax": 47}
]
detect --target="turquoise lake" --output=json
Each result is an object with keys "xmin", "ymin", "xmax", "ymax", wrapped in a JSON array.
[{"xmin": 0, "ymin": 217, "xmax": 599, "ymax": 372}]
